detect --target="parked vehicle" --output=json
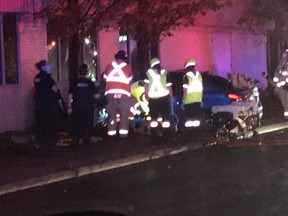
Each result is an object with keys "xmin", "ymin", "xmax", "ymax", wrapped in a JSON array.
[{"xmin": 168, "ymin": 71, "xmax": 256, "ymax": 127}]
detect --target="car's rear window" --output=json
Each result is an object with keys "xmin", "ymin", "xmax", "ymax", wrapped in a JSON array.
[{"xmin": 168, "ymin": 71, "xmax": 233, "ymax": 93}]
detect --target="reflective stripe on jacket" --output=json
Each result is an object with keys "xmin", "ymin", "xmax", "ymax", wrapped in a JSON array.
[
  {"xmin": 146, "ymin": 68, "xmax": 169, "ymax": 99},
  {"xmin": 183, "ymin": 71, "xmax": 203, "ymax": 104},
  {"xmin": 105, "ymin": 61, "xmax": 132, "ymax": 96}
]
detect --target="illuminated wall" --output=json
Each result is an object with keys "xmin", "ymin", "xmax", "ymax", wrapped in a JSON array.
[
  {"xmin": 160, "ymin": 28, "xmax": 267, "ymax": 86},
  {"xmin": 0, "ymin": 14, "xmax": 47, "ymax": 132},
  {"xmin": 160, "ymin": 0, "xmax": 268, "ymax": 87}
]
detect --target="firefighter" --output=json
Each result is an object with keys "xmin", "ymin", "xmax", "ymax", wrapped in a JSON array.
[
  {"xmin": 273, "ymin": 62, "xmax": 288, "ymax": 118},
  {"xmin": 33, "ymin": 60, "xmax": 62, "ymax": 148},
  {"xmin": 144, "ymin": 58, "xmax": 173, "ymax": 131},
  {"xmin": 182, "ymin": 58, "xmax": 203, "ymax": 127},
  {"xmin": 68, "ymin": 64, "xmax": 98, "ymax": 150},
  {"xmin": 104, "ymin": 50, "xmax": 133, "ymax": 138}
]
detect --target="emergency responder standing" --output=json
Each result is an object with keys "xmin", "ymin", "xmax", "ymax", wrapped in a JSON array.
[
  {"xmin": 104, "ymin": 50, "xmax": 133, "ymax": 138},
  {"xmin": 182, "ymin": 58, "xmax": 203, "ymax": 127},
  {"xmin": 273, "ymin": 62, "xmax": 288, "ymax": 118},
  {"xmin": 68, "ymin": 64, "xmax": 98, "ymax": 150},
  {"xmin": 34, "ymin": 60, "xmax": 62, "ymax": 148},
  {"xmin": 144, "ymin": 58, "xmax": 173, "ymax": 131}
]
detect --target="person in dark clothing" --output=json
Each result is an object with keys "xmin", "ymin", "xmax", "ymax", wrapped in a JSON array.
[
  {"xmin": 68, "ymin": 64, "xmax": 98, "ymax": 150},
  {"xmin": 34, "ymin": 60, "xmax": 62, "ymax": 148}
]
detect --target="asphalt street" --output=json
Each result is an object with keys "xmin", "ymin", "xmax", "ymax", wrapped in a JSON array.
[{"xmin": 2, "ymin": 144, "xmax": 288, "ymax": 216}]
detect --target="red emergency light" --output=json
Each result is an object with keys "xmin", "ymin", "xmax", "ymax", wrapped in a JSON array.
[{"xmin": 228, "ymin": 94, "xmax": 241, "ymax": 100}]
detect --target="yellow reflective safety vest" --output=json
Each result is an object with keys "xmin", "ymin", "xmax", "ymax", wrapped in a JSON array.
[
  {"xmin": 145, "ymin": 68, "xmax": 169, "ymax": 99},
  {"xmin": 183, "ymin": 71, "xmax": 203, "ymax": 104}
]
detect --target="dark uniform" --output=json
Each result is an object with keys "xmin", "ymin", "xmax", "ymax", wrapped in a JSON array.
[
  {"xmin": 34, "ymin": 71, "xmax": 61, "ymax": 145},
  {"xmin": 69, "ymin": 77, "xmax": 97, "ymax": 148}
]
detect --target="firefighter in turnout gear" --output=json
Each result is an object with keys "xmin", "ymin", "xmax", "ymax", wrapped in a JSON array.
[
  {"xmin": 182, "ymin": 58, "xmax": 203, "ymax": 127},
  {"xmin": 104, "ymin": 51, "xmax": 133, "ymax": 138},
  {"xmin": 273, "ymin": 60, "xmax": 288, "ymax": 118},
  {"xmin": 144, "ymin": 58, "xmax": 173, "ymax": 130}
]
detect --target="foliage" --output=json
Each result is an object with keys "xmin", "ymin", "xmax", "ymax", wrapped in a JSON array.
[
  {"xmin": 238, "ymin": 0, "xmax": 288, "ymax": 72},
  {"xmin": 239, "ymin": 0, "xmax": 288, "ymax": 34},
  {"xmin": 113, "ymin": 0, "xmax": 228, "ymax": 43},
  {"xmin": 38, "ymin": 0, "xmax": 229, "ymax": 41},
  {"xmin": 37, "ymin": 0, "xmax": 230, "ymax": 77},
  {"xmin": 36, "ymin": 0, "xmax": 124, "ymax": 38}
]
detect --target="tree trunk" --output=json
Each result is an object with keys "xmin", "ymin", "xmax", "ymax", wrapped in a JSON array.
[
  {"xmin": 267, "ymin": 31, "xmax": 280, "ymax": 75},
  {"xmin": 135, "ymin": 40, "xmax": 150, "ymax": 80},
  {"xmin": 68, "ymin": 33, "xmax": 80, "ymax": 84}
]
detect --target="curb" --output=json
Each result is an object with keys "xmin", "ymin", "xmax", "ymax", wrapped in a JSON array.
[{"xmin": 0, "ymin": 140, "xmax": 216, "ymax": 197}]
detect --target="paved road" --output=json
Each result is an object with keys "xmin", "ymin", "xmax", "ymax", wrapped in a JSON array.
[{"xmin": 2, "ymin": 144, "xmax": 288, "ymax": 216}]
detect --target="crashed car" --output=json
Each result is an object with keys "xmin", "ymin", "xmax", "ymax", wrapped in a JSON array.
[{"xmin": 168, "ymin": 71, "xmax": 263, "ymax": 133}]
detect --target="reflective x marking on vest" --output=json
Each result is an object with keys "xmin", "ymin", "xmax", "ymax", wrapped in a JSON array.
[
  {"xmin": 186, "ymin": 71, "xmax": 203, "ymax": 92},
  {"xmin": 148, "ymin": 69, "xmax": 168, "ymax": 98},
  {"xmin": 106, "ymin": 62, "xmax": 132, "ymax": 84}
]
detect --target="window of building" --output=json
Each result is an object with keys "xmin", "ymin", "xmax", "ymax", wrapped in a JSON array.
[
  {"xmin": 0, "ymin": 14, "xmax": 19, "ymax": 85},
  {"xmin": 48, "ymin": 37, "xmax": 69, "ymax": 82},
  {"xmin": 48, "ymin": 36, "xmax": 98, "ymax": 83}
]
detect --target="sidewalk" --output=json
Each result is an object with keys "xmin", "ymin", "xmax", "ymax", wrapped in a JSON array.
[
  {"xmin": 0, "ymin": 116, "xmax": 285, "ymax": 196},
  {"xmin": 0, "ymin": 129, "xmax": 216, "ymax": 196}
]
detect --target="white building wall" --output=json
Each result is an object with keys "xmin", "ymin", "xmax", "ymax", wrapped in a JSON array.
[
  {"xmin": 0, "ymin": 0, "xmax": 49, "ymax": 12},
  {"xmin": 160, "ymin": 29, "xmax": 214, "ymax": 72},
  {"xmin": 0, "ymin": 14, "xmax": 47, "ymax": 132},
  {"xmin": 159, "ymin": 0, "xmax": 267, "ymax": 85},
  {"xmin": 98, "ymin": 29, "xmax": 119, "ymax": 73},
  {"xmin": 211, "ymin": 33, "xmax": 232, "ymax": 77},
  {"xmin": 160, "ymin": 28, "xmax": 267, "ymax": 82},
  {"xmin": 230, "ymin": 33, "xmax": 267, "ymax": 83}
]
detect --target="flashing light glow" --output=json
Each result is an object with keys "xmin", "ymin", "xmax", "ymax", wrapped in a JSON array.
[
  {"xmin": 93, "ymin": 51, "xmax": 98, "ymax": 56},
  {"xmin": 150, "ymin": 121, "xmax": 158, "ymax": 128},
  {"xmin": 85, "ymin": 38, "xmax": 90, "ymax": 45},
  {"xmin": 185, "ymin": 120, "xmax": 201, "ymax": 127},
  {"xmin": 162, "ymin": 121, "xmax": 170, "ymax": 128},
  {"xmin": 273, "ymin": 77, "xmax": 279, "ymax": 82},
  {"xmin": 157, "ymin": 117, "xmax": 163, "ymax": 122},
  {"xmin": 51, "ymin": 41, "xmax": 56, "ymax": 47},
  {"xmin": 277, "ymin": 83, "xmax": 282, "ymax": 87},
  {"xmin": 185, "ymin": 121, "xmax": 194, "ymax": 127},
  {"xmin": 108, "ymin": 130, "xmax": 117, "ymax": 136},
  {"xmin": 228, "ymin": 94, "xmax": 241, "ymax": 100},
  {"xmin": 119, "ymin": 35, "xmax": 128, "ymax": 42},
  {"xmin": 119, "ymin": 129, "xmax": 129, "ymax": 135},
  {"xmin": 193, "ymin": 120, "xmax": 201, "ymax": 127}
]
